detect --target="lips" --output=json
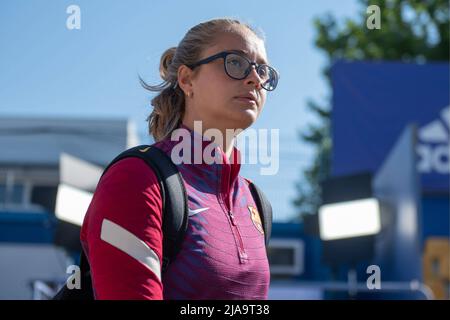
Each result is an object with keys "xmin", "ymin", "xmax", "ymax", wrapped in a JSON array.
[{"xmin": 235, "ymin": 93, "xmax": 257, "ymax": 103}]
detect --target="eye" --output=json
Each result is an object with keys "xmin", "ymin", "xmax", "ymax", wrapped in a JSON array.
[
  {"xmin": 227, "ymin": 58, "xmax": 242, "ymax": 68},
  {"xmin": 258, "ymin": 67, "xmax": 268, "ymax": 77},
  {"xmin": 226, "ymin": 53, "xmax": 248, "ymax": 70}
]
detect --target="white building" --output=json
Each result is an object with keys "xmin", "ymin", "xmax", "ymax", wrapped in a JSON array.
[{"xmin": 0, "ymin": 116, "xmax": 139, "ymax": 299}]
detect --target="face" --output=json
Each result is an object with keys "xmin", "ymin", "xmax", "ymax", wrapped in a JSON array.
[{"xmin": 180, "ymin": 29, "xmax": 269, "ymax": 133}]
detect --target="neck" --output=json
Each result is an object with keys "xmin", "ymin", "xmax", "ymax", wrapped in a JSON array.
[{"xmin": 181, "ymin": 119, "xmax": 236, "ymax": 161}]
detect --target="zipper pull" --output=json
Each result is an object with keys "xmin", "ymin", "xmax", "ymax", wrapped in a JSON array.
[
  {"xmin": 239, "ymin": 251, "xmax": 248, "ymax": 262},
  {"xmin": 228, "ymin": 211, "xmax": 237, "ymax": 226}
]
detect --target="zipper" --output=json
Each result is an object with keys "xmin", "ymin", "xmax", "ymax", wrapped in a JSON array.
[
  {"xmin": 227, "ymin": 210, "xmax": 248, "ymax": 263},
  {"xmin": 217, "ymin": 146, "xmax": 248, "ymax": 264}
]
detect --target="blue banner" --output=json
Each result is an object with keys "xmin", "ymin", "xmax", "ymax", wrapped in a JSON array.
[{"xmin": 331, "ymin": 60, "xmax": 449, "ymax": 193}]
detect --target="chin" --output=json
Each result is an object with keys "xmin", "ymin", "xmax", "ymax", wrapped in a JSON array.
[{"xmin": 232, "ymin": 109, "xmax": 258, "ymax": 129}]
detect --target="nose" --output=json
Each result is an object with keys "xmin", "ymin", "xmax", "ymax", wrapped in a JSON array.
[{"xmin": 244, "ymin": 65, "xmax": 263, "ymax": 90}]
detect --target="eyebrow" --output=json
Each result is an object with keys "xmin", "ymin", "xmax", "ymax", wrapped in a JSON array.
[{"xmin": 228, "ymin": 49, "xmax": 269, "ymax": 65}]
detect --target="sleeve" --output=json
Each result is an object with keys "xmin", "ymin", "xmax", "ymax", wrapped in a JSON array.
[{"xmin": 80, "ymin": 157, "xmax": 164, "ymax": 300}]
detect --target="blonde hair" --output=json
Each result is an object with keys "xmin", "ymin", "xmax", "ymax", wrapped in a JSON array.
[{"xmin": 140, "ymin": 18, "xmax": 265, "ymax": 142}]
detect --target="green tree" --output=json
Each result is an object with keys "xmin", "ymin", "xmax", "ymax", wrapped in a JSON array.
[{"xmin": 293, "ymin": 0, "xmax": 449, "ymax": 219}]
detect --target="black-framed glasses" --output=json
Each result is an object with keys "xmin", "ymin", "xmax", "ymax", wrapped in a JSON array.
[{"xmin": 186, "ymin": 51, "xmax": 279, "ymax": 91}]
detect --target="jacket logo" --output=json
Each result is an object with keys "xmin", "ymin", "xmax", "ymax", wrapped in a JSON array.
[
  {"xmin": 248, "ymin": 206, "xmax": 264, "ymax": 235},
  {"xmin": 139, "ymin": 147, "xmax": 150, "ymax": 153},
  {"xmin": 188, "ymin": 207, "xmax": 209, "ymax": 217}
]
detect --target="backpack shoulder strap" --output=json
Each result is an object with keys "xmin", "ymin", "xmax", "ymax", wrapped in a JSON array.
[
  {"xmin": 141, "ymin": 145, "xmax": 189, "ymax": 272},
  {"xmin": 101, "ymin": 145, "xmax": 189, "ymax": 272},
  {"xmin": 247, "ymin": 180, "xmax": 273, "ymax": 246}
]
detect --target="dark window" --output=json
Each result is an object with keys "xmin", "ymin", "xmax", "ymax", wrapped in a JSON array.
[
  {"xmin": 31, "ymin": 186, "xmax": 58, "ymax": 213},
  {"xmin": 268, "ymin": 247, "xmax": 295, "ymax": 266}
]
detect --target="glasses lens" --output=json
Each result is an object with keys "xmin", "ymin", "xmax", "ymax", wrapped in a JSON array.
[
  {"xmin": 261, "ymin": 66, "xmax": 278, "ymax": 91},
  {"xmin": 225, "ymin": 53, "xmax": 279, "ymax": 91},
  {"xmin": 225, "ymin": 54, "xmax": 249, "ymax": 79}
]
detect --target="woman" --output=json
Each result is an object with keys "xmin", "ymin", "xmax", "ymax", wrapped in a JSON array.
[{"xmin": 80, "ymin": 18, "xmax": 279, "ymax": 300}]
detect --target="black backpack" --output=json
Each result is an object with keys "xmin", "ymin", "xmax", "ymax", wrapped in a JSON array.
[{"xmin": 53, "ymin": 145, "xmax": 272, "ymax": 300}]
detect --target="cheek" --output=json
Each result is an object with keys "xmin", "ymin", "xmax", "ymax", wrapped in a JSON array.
[{"xmin": 197, "ymin": 74, "xmax": 233, "ymax": 109}]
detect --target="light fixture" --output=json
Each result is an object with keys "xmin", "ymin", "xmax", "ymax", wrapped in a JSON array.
[
  {"xmin": 55, "ymin": 184, "xmax": 92, "ymax": 226},
  {"xmin": 318, "ymin": 198, "xmax": 381, "ymax": 241}
]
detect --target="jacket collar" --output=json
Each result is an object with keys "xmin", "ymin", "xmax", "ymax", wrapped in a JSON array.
[{"xmin": 160, "ymin": 123, "xmax": 242, "ymax": 203}]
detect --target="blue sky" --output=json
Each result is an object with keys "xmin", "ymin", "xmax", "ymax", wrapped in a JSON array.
[{"xmin": 0, "ymin": 0, "xmax": 360, "ymax": 221}]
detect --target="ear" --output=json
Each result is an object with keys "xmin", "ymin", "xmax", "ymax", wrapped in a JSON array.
[{"xmin": 177, "ymin": 65, "xmax": 194, "ymax": 96}]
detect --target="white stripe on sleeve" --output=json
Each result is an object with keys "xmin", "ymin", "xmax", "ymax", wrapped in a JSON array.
[{"xmin": 100, "ymin": 218, "xmax": 161, "ymax": 281}]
